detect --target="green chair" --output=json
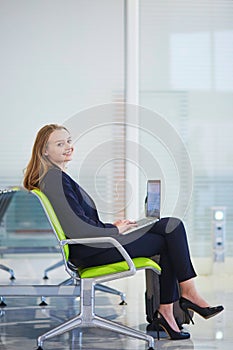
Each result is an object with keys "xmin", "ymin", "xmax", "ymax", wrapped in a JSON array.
[{"xmin": 32, "ymin": 189, "xmax": 161, "ymax": 350}]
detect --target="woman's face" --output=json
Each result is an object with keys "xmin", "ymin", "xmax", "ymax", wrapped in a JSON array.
[{"xmin": 45, "ymin": 129, "xmax": 74, "ymax": 169}]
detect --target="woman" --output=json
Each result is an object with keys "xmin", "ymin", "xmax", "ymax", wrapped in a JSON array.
[{"xmin": 23, "ymin": 124, "xmax": 223, "ymax": 340}]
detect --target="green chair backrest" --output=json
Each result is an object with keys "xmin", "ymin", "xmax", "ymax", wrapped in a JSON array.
[{"xmin": 31, "ymin": 189, "xmax": 69, "ymax": 261}]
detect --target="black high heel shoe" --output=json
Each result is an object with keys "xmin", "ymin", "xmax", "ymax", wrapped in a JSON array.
[
  {"xmin": 179, "ymin": 297, "xmax": 224, "ymax": 324},
  {"xmin": 152, "ymin": 311, "xmax": 190, "ymax": 340}
]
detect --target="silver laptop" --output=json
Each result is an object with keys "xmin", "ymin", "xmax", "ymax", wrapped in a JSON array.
[{"xmin": 126, "ymin": 180, "xmax": 161, "ymax": 233}]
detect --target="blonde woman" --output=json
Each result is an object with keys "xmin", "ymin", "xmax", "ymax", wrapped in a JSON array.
[{"xmin": 24, "ymin": 124, "xmax": 223, "ymax": 340}]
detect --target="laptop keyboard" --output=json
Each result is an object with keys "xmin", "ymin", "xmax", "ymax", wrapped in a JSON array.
[
  {"xmin": 122, "ymin": 217, "xmax": 158, "ymax": 235},
  {"xmin": 136, "ymin": 218, "xmax": 155, "ymax": 227}
]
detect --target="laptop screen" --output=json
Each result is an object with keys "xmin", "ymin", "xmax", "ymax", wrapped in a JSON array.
[{"xmin": 146, "ymin": 180, "xmax": 161, "ymax": 218}]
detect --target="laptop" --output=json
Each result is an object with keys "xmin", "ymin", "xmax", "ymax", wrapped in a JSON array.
[{"xmin": 125, "ymin": 180, "xmax": 161, "ymax": 233}]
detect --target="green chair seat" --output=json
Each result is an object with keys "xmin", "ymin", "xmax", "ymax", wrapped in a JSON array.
[{"xmin": 78, "ymin": 257, "xmax": 161, "ymax": 278}]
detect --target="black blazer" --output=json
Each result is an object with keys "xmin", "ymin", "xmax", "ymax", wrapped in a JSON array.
[
  {"xmin": 40, "ymin": 167, "xmax": 119, "ymax": 238},
  {"xmin": 40, "ymin": 167, "xmax": 119, "ymax": 266}
]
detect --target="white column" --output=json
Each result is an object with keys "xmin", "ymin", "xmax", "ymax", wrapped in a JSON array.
[{"xmin": 125, "ymin": 0, "xmax": 140, "ymax": 218}]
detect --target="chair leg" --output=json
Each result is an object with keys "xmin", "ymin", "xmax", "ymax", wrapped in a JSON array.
[
  {"xmin": 0, "ymin": 264, "xmax": 15, "ymax": 306},
  {"xmin": 39, "ymin": 296, "xmax": 48, "ymax": 306},
  {"xmin": 93, "ymin": 315, "xmax": 155, "ymax": 349},
  {"xmin": 37, "ymin": 313, "xmax": 83, "ymax": 349},
  {"xmin": 0, "ymin": 296, "xmax": 7, "ymax": 307},
  {"xmin": 43, "ymin": 260, "xmax": 64, "ymax": 279},
  {"xmin": 0, "ymin": 264, "xmax": 15, "ymax": 280},
  {"xmin": 59, "ymin": 277, "xmax": 77, "ymax": 286},
  {"xmin": 95, "ymin": 283, "xmax": 127, "ymax": 304}
]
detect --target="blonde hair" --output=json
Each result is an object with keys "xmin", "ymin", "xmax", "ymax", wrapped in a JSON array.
[{"xmin": 23, "ymin": 124, "xmax": 69, "ymax": 190}]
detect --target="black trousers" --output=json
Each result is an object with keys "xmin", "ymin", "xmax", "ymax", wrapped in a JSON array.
[{"xmin": 73, "ymin": 217, "xmax": 197, "ymax": 304}]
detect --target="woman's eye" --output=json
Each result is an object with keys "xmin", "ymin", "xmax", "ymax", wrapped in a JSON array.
[
  {"xmin": 57, "ymin": 143, "xmax": 64, "ymax": 147},
  {"xmin": 68, "ymin": 139, "xmax": 72, "ymax": 144}
]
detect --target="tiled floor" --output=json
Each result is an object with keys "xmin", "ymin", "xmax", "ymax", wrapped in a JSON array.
[{"xmin": 0, "ymin": 256, "xmax": 232, "ymax": 350}]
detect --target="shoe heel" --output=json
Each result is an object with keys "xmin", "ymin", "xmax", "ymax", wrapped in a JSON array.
[
  {"xmin": 180, "ymin": 296, "xmax": 224, "ymax": 322},
  {"xmin": 181, "ymin": 305, "xmax": 194, "ymax": 324},
  {"xmin": 152, "ymin": 310, "xmax": 190, "ymax": 341},
  {"xmin": 184, "ymin": 308, "xmax": 195, "ymax": 325},
  {"xmin": 154, "ymin": 319, "xmax": 160, "ymax": 340}
]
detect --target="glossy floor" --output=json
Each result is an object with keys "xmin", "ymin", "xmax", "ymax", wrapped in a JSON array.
[{"xmin": 0, "ymin": 257, "xmax": 232, "ymax": 350}]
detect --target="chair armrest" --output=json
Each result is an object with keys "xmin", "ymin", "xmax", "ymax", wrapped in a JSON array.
[{"xmin": 60, "ymin": 236, "xmax": 136, "ymax": 275}]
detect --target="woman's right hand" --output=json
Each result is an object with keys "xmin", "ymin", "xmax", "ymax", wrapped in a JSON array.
[{"xmin": 113, "ymin": 219, "xmax": 138, "ymax": 234}]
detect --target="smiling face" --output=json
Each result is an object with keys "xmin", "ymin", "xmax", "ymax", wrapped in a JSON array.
[{"xmin": 45, "ymin": 128, "xmax": 74, "ymax": 170}]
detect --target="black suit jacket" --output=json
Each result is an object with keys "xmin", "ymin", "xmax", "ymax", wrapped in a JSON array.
[{"xmin": 40, "ymin": 167, "xmax": 119, "ymax": 266}]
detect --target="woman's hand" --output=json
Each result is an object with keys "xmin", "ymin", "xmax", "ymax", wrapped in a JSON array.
[{"xmin": 113, "ymin": 219, "xmax": 138, "ymax": 234}]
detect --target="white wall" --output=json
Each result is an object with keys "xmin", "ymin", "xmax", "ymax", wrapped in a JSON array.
[{"xmin": 0, "ymin": 0, "xmax": 124, "ymax": 186}]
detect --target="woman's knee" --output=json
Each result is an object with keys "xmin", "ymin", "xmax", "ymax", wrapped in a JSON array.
[{"xmin": 160, "ymin": 217, "xmax": 184, "ymax": 234}]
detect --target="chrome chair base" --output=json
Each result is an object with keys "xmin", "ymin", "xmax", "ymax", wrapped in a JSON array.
[{"xmin": 37, "ymin": 278, "xmax": 154, "ymax": 350}]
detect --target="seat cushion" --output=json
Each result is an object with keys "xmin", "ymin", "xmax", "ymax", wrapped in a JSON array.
[{"xmin": 78, "ymin": 257, "xmax": 161, "ymax": 278}]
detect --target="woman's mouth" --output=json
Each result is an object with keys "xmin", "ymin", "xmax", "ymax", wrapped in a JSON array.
[{"xmin": 63, "ymin": 150, "xmax": 73, "ymax": 156}]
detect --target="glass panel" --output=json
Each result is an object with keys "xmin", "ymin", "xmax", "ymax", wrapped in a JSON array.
[
  {"xmin": 139, "ymin": 0, "xmax": 233, "ymax": 257},
  {"xmin": 0, "ymin": 191, "xmax": 57, "ymax": 250}
]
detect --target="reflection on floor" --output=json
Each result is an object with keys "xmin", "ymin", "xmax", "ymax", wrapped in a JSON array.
[{"xmin": 0, "ymin": 257, "xmax": 232, "ymax": 350}]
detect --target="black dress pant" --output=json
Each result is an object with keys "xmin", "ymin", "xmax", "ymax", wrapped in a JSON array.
[{"xmin": 73, "ymin": 217, "xmax": 197, "ymax": 304}]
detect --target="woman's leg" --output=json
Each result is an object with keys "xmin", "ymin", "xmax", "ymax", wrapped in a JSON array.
[
  {"xmin": 180, "ymin": 278, "xmax": 209, "ymax": 307},
  {"xmin": 153, "ymin": 218, "xmax": 223, "ymax": 325},
  {"xmin": 155, "ymin": 218, "xmax": 216, "ymax": 307},
  {"xmin": 158, "ymin": 304, "xmax": 181, "ymax": 333},
  {"xmin": 150, "ymin": 217, "xmax": 197, "ymax": 303},
  {"xmin": 88, "ymin": 216, "xmax": 198, "ymax": 300},
  {"xmin": 147, "ymin": 217, "xmax": 197, "ymax": 332},
  {"xmin": 120, "ymin": 217, "xmax": 197, "ymax": 334}
]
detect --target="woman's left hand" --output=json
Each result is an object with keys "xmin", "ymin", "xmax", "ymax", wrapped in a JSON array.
[{"xmin": 113, "ymin": 219, "xmax": 138, "ymax": 234}]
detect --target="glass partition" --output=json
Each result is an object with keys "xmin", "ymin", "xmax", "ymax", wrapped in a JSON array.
[
  {"xmin": 139, "ymin": 0, "xmax": 233, "ymax": 259},
  {"xmin": 0, "ymin": 191, "xmax": 57, "ymax": 251}
]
